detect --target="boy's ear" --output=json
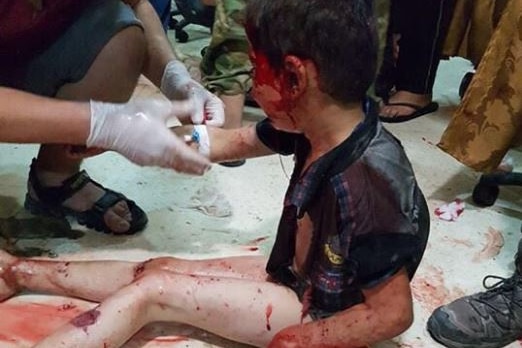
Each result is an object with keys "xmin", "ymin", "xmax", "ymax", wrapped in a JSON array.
[{"xmin": 283, "ymin": 55, "xmax": 307, "ymax": 98}]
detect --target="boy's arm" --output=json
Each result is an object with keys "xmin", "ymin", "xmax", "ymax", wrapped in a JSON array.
[
  {"xmin": 268, "ymin": 268, "xmax": 413, "ymax": 348},
  {"xmin": 175, "ymin": 124, "xmax": 275, "ymax": 163}
]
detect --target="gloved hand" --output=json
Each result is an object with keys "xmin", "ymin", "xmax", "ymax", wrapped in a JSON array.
[
  {"xmin": 87, "ymin": 99, "xmax": 211, "ymax": 175},
  {"xmin": 160, "ymin": 60, "xmax": 225, "ymax": 127}
]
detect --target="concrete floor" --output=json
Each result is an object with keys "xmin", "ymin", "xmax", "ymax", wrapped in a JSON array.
[{"xmin": 0, "ymin": 24, "xmax": 521, "ymax": 348}]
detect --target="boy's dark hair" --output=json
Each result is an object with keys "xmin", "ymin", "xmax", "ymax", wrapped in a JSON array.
[{"xmin": 245, "ymin": 0, "xmax": 377, "ymax": 105}]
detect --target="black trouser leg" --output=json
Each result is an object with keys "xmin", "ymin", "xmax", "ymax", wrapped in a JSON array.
[{"xmin": 393, "ymin": 0, "xmax": 455, "ymax": 95}]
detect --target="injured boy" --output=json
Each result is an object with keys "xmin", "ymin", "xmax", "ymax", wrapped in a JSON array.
[{"xmin": 0, "ymin": 0, "xmax": 429, "ymax": 347}]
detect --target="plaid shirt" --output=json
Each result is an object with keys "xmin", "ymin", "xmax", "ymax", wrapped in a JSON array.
[{"xmin": 257, "ymin": 100, "xmax": 429, "ymax": 315}]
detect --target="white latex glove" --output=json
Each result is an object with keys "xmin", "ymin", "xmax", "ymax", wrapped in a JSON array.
[
  {"xmin": 160, "ymin": 60, "xmax": 225, "ymax": 127},
  {"xmin": 87, "ymin": 99, "xmax": 211, "ymax": 175}
]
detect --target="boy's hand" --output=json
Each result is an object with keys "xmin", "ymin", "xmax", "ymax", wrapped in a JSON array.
[
  {"xmin": 87, "ymin": 99, "xmax": 211, "ymax": 175},
  {"xmin": 161, "ymin": 60, "xmax": 225, "ymax": 127}
]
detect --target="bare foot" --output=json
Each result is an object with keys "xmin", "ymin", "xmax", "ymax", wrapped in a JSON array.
[
  {"xmin": 0, "ymin": 249, "xmax": 19, "ymax": 301},
  {"xmin": 379, "ymin": 90, "xmax": 433, "ymax": 120}
]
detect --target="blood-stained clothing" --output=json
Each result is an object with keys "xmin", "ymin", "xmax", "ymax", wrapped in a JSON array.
[{"xmin": 256, "ymin": 100, "xmax": 430, "ymax": 319}]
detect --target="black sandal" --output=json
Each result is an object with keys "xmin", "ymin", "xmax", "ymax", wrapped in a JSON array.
[{"xmin": 24, "ymin": 159, "xmax": 148, "ymax": 235}]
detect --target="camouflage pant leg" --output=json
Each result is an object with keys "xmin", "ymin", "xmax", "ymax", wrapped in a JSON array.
[{"xmin": 200, "ymin": 0, "xmax": 252, "ymax": 95}]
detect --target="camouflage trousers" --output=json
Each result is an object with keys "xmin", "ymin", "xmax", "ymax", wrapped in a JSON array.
[
  {"xmin": 200, "ymin": 0, "xmax": 252, "ymax": 95},
  {"xmin": 199, "ymin": 0, "xmax": 390, "ymax": 96}
]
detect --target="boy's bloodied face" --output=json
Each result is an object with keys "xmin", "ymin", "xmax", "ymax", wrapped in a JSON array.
[{"xmin": 249, "ymin": 49, "xmax": 301, "ymax": 133}]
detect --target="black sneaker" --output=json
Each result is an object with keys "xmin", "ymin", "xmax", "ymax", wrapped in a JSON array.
[{"xmin": 427, "ymin": 273, "xmax": 522, "ymax": 348}]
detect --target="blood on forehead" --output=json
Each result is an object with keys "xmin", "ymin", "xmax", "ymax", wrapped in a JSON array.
[
  {"xmin": 251, "ymin": 51, "xmax": 278, "ymax": 87},
  {"xmin": 251, "ymin": 50, "xmax": 294, "ymax": 116}
]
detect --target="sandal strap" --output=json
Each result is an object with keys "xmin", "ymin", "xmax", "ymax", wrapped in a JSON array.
[
  {"xmin": 28, "ymin": 159, "xmax": 92, "ymax": 206},
  {"xmin": 26, "ymin": 159, "xmax": 148, "ymax": 235},
  {"xmin": 90, "ymin": 189, "xmax": 126, "ymax": 215},
  {"xmin": 77, "ymin": 189, "xmax": 141, "ymax": 233}
]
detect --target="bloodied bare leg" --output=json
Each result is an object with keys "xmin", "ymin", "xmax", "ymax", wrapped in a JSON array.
[
  {"xmin": 0, "ymin": 249, "xmax": 268, "ymax": 302},
  {"xmin": 34, "ymin": 270, "xmax": 307, "ymax": 348},
  {"xmin": 1, "ymin": 249, "xmax": 293, "ymax": 347}
]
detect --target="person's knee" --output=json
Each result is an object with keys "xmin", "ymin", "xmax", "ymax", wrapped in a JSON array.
[
  {"xmin": 133, "ymin": 269, "xmax": 173, "ymax": 302},
  {"xmin": 57, "ymin": 25, "xmax": 146, "ymax": 102},
  {"xmin": 113, "ymin": 26, "xmax": 147, "ymax": 78},
  {"xmin": 104, "ymin": 26, "xmax": 146, "ymax": 101},
  {"xmin": 131, "ymin": 26, "xmax": 146, "ymax": 53},
  {"xmin": 142, "ymin": 257, "xmax": 179, "ymax": 272}
]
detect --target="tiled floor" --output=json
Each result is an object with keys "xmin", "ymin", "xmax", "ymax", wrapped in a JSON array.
[{"xmin": 0, "ymin": 24, "xmax": 521, "ymax": 348}]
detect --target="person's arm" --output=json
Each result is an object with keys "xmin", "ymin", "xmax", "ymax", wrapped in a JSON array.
[
  {"xmin": 0, "ymin": 87, "xmax": 210, "ymax": 174},
  {"xmin": 268, "ymin": 268, "xmax": 413, "ymax": 348},
  {"xmin": 0, "ymin": 87, "xmax": 90, "ymax": 144},
  {"xmin": 175, "ymin": 124, "xmax": 274, "ymax": 163},
  {"xmin": 130, "ymin": 0, "xmax": 175, "ymax": 86},
  {"xmin": 130, "ymin": 0, "xmax": 225, "ymax": 126},
  {"xmin": 207, "ymin": 125, "xmax": 274, "ymax": 162}
]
